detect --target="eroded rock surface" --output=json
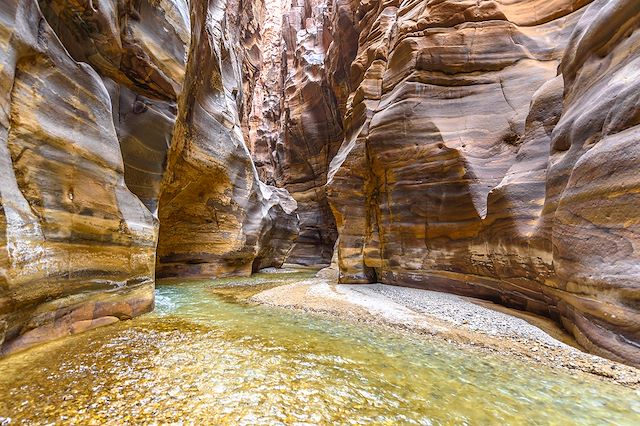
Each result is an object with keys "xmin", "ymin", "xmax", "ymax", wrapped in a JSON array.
[
  {"xmin": 38, "ymin": 0, "xmax": 190, "ymax": 101},
  {"xmin": 0, "ymin": 0, "xmax": 298, "ymax": 355},
  {"xmin": 325, "ymin": 0, "xmax": 640, "ymax": 365},
  {"xmin": 37, "ymin": 0, "xmax": 192, "ymax": 214},
  {"xmin": 155, "ymin": 0, "xmax": 299, "ymax": 279},
  {"xmin": 1, "ymin": 0, "xmax": 638, "ymax": 367},
  {"xmin": 0, "ymin": 0, "xmax": 158, "ymax": 355},
  {"xmin": 245, "ymin": 0, "xmax": 341, "ymax": 267},
  {"xmin": 277, "ymin": 0, "xmax": 342, "ymax": 266}
]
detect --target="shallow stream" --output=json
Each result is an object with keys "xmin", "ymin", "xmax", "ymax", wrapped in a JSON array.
[{"xmin": 1, "ymin": 272, "xmax": 639, "ymax": 425}]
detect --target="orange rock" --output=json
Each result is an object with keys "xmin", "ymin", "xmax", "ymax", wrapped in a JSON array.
[
  {"xmin": 155, "ymin": 0, "xmax": 299, "ymax": 279},
  {"xmin": 325, "ymin": 0, "xmax": 640, "ymax": 366}
]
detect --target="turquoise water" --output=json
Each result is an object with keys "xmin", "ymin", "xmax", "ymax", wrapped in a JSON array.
[{"xmin": 0, "ymin": 273, "xmax": 638, "ymax": 425}]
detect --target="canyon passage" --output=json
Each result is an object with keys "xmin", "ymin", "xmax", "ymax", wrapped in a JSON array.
[{"xmin": 1, "ymin": 0, "xmax": 640, "ymax": 424}]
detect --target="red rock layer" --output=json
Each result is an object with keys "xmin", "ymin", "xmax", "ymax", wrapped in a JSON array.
[
  {"xmin": 325, "ymin": 0, "xmax": 640, "ymax": 365},
  {"xmin": 246, "ymin": 0, "xmax": 343, "ymax": 266}
]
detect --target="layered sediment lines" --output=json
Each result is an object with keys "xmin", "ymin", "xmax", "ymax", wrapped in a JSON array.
[
  {"xmin": 246, "ymin": 0, "xmax": 342, "ymax": 266},
  {"xmin": 325, "ymin": 0, "xmax": 640, "ymax": 365},
  {"xmin": 39, "ymin": 0, "xmax": 190, "ymax": 214},
  {"xmin": 155, "ymin": 0, "xmax": 299, "ymax": 279},
  {"xmin": 0, "ymin": 0, "xmax": 299, "ymax": 354},
  {"xmin": 277, "ymin": 0, "xmax": 342, "ymax": 266},
  {"xmin": 0, "ymin": 0, "xmax": 165, "ymax": 355},
  {"xmin": 1, "ymin": 0, "xmax": 638, "ymax": 367}
]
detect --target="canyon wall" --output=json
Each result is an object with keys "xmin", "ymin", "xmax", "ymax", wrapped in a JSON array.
[
  {"xmin": 324, "ymin": 0, "xmax": 640, "ymax": 365},
  {"xmin": 0, "ymin": 0, "xmax": 173, "ymax": 355},
  {"xmin": 38, "ymin": 0, "xmax": 190, "ymax": 214},
  {"xmin": 1, "ymin": 0, "xmax": 638, "ymax": 366},
  {"xmin": 246, "ymin": 0, "xmax": 341, "ymax": 266},
  {"xmin": 155, "ymin": 0, "xmax": 300, "ymax": 279},
  {"xmin": 0, "ymin": 0, "xmax": 299, "ymax": 355}
]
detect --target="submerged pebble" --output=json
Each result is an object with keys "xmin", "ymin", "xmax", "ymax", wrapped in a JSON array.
[{"xmin": 0, "ymin": 273, "xmax": 639, "ymax": 425}]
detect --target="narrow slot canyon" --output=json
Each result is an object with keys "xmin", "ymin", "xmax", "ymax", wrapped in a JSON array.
[{"xmin": 1, "ymin": 0, "xmax": 640, "ymax": 423}]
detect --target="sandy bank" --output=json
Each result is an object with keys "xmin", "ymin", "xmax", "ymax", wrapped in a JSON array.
[{"xmin": 251, "ymin": 274, "xmax": 640, "ymax": 387}]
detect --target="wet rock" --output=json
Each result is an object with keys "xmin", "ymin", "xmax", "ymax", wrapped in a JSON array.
[{"xmin": 324, "ymin": 0, "xmax": 640, "ymax": 366}]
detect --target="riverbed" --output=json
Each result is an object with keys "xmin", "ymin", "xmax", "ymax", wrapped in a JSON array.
[{"xmin": 0, "ymin": 272, "xmax": 639, "ymax": 425}]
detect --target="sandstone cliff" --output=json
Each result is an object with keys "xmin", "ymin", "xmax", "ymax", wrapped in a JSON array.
[
  {"xmin": 0, "ymin": 0, "xmax": 298, "ymax": 355},
  {"xmin": 324, "ymin": 0, "xmax": 640, "ymax": 365},
  {"xmin": 1, "ymin": 0, "xmax": 638, "ymax": 367},
  {"xmin": 0, "ymin": 0, "xmax": 163, "ymax": 355},
  {"xmin": 245, "ymin": 0, "xmax": 341, "ymax": 266},
  {"xmin": 155, "ymin": 0, "xmax": 300, "ymax": 279}
]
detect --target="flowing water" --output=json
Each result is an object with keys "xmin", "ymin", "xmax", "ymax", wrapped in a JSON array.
[{"xmin": 1, "ymin": 272, "xmax": 639, "ymax": 425}]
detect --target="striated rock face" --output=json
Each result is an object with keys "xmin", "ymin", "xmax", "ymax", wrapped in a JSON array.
[
  {"xmin": 277, "ymin": 0, "xmax": 342, "ymax": 266},
  {"xmin": 155, "ymin": 0, "xmax": 299, "ymax": 279},
  {"xmin": 245, "ymin": 0, "xmax": 341, "ymax": 267},
  {"xmin": 0, "ymin": 0, "xmax": 160, "ymax": 355},
  {"xmin": 38, "ymin": 0, "xmax": 190, "ymax": 101},
  {"xmin": 0, "ymin": 0, "xmax": 298, "ymax": 355},
  {"xmin": 38, "ymin": 0, "xmax": 191, "ymax": 214},
  {"xmin": 105, "ymin": 82, "xmax": 179, "ymax": 214},
  {"xmin": 1, "ymin": 0, "xmax": 638, "ymax": 367},
  {"xmin": 544, "ymin": 0, "xmax": 640, "ymax": 363},
  {"xmin": 325, "ymin": 0, "xmax": 640, "ymax": 365},
  {"xmin": 245, "ymin": 0, "xmax": 288, "ymax": 185}
]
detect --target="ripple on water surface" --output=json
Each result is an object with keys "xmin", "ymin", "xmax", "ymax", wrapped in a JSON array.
[{"xmin": 0, "ymin": 273, "xmax": 639, "ymax": 425}]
